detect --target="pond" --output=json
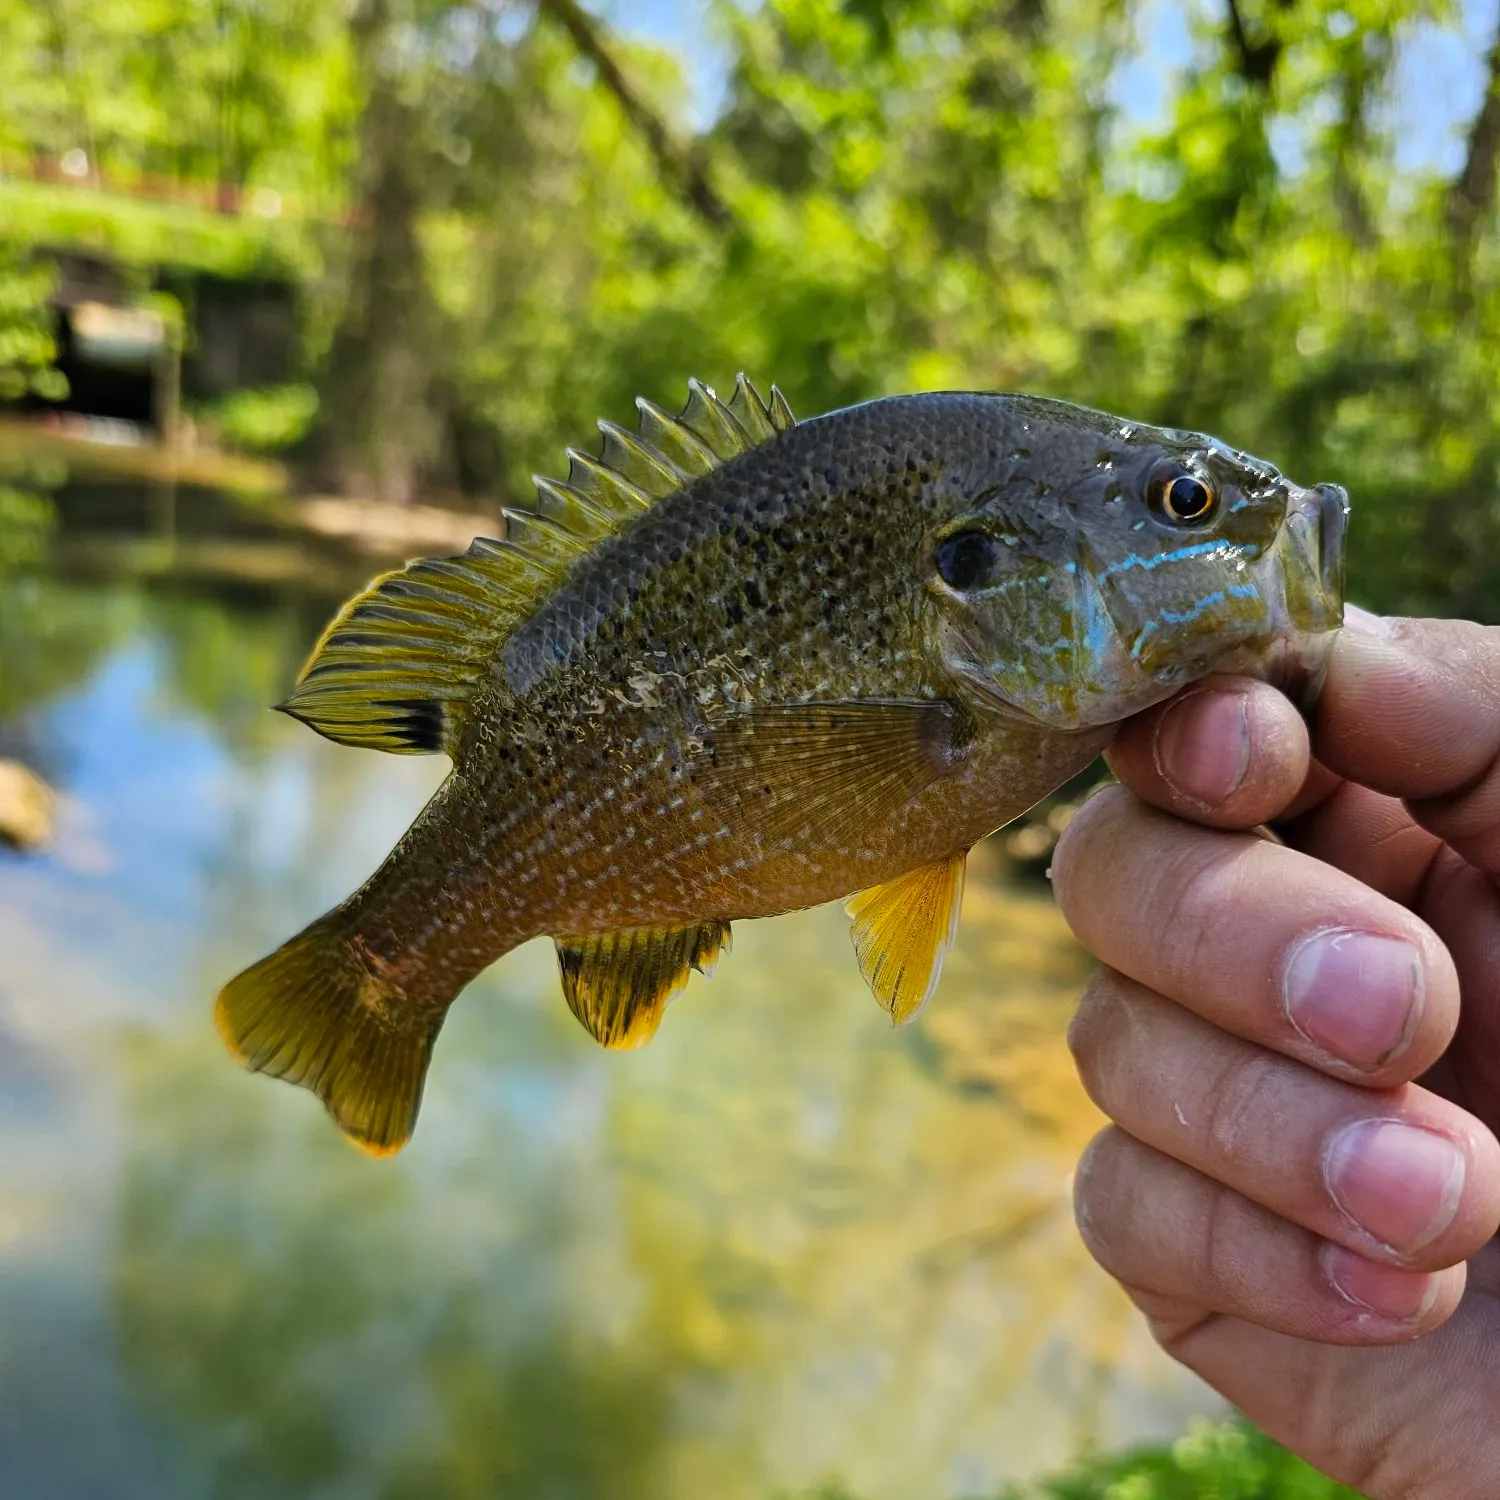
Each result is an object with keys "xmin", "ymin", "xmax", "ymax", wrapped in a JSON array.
[{"xmin": 0, "ymin": 474, "xmax": 1222, "ymax": 1500}]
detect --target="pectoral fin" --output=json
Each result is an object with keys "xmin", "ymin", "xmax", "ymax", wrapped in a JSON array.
[
  {"xmin": 845, "ymin": 852, "xmax": 968, "ymax": 1024},
  {"xmin": 698, "ymin": 698, "xmax": 971, "ymax": 850},
  {"xmin": 555, "ymin": 922, "xmax": 732, "ymax": 1049}
]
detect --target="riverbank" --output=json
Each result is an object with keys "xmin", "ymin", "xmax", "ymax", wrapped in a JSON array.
[{"xmin": 2, "ymin": 414, "xmax": 494, "ymax": 564}]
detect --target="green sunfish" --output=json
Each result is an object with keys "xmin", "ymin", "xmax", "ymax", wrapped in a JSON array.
[{"xmin": 217, "ymin": 377, "xmax": 1348, "ymax": 1154}]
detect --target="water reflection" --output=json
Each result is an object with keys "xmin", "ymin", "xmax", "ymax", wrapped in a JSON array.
[{"xmin": 0, "ymin": 499, "xmax": 1221, "ymax": 1499}]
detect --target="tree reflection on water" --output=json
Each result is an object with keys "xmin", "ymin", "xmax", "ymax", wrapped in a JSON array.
[{"xmin": 0, "ymin": 506, "xmax": 1218, "ymax": 1499}]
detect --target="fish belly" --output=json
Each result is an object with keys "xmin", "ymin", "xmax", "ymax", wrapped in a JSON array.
[{"xmin": 508, "ymin": 718, "xmax": 1111, "ymax": 935}]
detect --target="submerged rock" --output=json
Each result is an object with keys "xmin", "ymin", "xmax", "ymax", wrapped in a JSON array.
[{"xmin": 0, "ymin": 760, "xmax": 55, "ymax": 851}]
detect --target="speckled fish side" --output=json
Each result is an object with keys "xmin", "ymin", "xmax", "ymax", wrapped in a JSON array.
[{"xmin": 216, "ymin": 377, "xmax": 1348, "ymax": 1155}]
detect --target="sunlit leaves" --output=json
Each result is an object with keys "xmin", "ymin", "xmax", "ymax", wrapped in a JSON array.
[
  {"xmin": 1, "ymin": 0, "xmax": 1498, "ymax": 612},
  {"xmin": 0, "ymin": 244, "xmax": 62, "ymax": 401}
]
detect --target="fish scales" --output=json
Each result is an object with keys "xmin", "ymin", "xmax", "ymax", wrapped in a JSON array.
[
  {"xmin": 217, "ymin": 379, "xmax": 1348, "ymax": 1154},
  {"xmin": 501, "ymin": 393, "xmax": 1015, "ymax": 697}
]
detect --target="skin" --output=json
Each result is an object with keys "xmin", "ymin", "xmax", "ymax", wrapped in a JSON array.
[{"xmin": 1054, "ymin": 608, "xmax": 1500, "ymax": 1497}]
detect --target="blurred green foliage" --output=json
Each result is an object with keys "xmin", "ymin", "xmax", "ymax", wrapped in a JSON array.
[
  {"xmin": 0, "ymin": 482, "xmax": 54, "ymax": 568},
  {"xmin": 790, "ymin": 1418, "xmax": 1360, "ymax": 1498},
  {"xmin": 1, "ymin": 0, "xmax": 1499, "ymax": 601},
  {"xmin": 0, "ymin": 241, "xmax": 64, "ymax": 400},
  {"xmin": 0, "ymin": 177, "xmax": 311, "ymax": 278},
  {"xmin": 207, "ymin": 382, "xmax": 320, "ymax": 454},
  {"xmin": 995, "ymin": 1418, "xmax": 1361, "ymax": 1499}
]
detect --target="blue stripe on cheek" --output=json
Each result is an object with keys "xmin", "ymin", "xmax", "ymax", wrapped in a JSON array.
[
  {"xmin": 1098, "ymin": 541, "xmax": 1234, "ymax": 580},
  {"xmin": 1128, "ymin": 582, "xmax": 1261, "ymax": 659}
]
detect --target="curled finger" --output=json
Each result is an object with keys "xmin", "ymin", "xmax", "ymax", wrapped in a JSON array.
[
  {"xmin": 1074, "ymin": 1126, "xmax": 1466, "ymax": 1346},
  {"xmin": 1069, "ymin": 970, "xmax": 1500, "ymax": 1271},
  {"xmin": 1053, "ymin": 787, "xmax": 1459, "ymax": 1085}
]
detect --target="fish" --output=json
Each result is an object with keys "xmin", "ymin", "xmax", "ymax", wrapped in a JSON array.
[{"xmin": 216, "ymin": 377, "xmax": 1348, "ymax": 1156}]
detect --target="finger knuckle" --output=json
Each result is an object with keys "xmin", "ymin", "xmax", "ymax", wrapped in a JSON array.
[
  {"xmin": 1072, "ymin": 1126, "xmax": 1133, "ymax": 1272},
  {"xmin": 1196, "ymin": 1041, "xmax": 1281, "ymax": 1170},
  {"xmin": 1134, "ymin": 838, "xmax": 1259, "ymax": 994},
  {"xmin": 1066, "ymin": 969, "xmax": 1124, "ymax": 1083},
  {"xmin": 1191, "ymin": 1177, "xmax": 1254, "ymax": 1309}
]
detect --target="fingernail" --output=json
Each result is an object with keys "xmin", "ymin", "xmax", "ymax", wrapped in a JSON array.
[
  {"xmin": 1321, "ymin": 1243, "xmax": 1441, "ymax": 1323},
  {"xmin": 1323, "ymin": 1119, "xmax": 1465, "ymax": 1256},
  {"xmin": 1282, "ymin": 927, "xmax": 1424, "ymax": 1071},
  {"xmin": 1152, "ymin": 691, "xmax": 1251, "ymax": 807},
  {"xmin": 1342, "ymin": 604, "xmax": 1392, "ymax": 637}
]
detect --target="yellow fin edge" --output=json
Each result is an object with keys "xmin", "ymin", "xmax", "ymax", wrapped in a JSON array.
[
  {"xmin": 280, "ymin": 377, "xmax": 795, "ymax": 762},
  {"xmin": 845, "ymin": 852, "xmax": 968, "ymax": 1025}
]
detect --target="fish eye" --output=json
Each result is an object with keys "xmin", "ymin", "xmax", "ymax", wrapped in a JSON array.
[
  {"xmin": 1149, "ymin": 465, "xmax": 1217, "ymax": 526},
  {"xmin": 934, "ymin": 530, "xmax": 999, "ymax": 592}
]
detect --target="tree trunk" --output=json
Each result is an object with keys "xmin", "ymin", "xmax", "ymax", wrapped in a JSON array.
[
  {"xmin": 1448, "ymin": 22, "xmax": 1500, "ymax": 255},
  {"xmin": 316, "ymin": 0, "xmax": 445, "ymax": 504},
  {"xmin": 1222, "ymin": 0, "xmax": 1292, "ymax": 90}
]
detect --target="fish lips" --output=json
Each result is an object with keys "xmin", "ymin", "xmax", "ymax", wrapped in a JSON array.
[
  {"xmin": 1211, "ymin": 479, "xmax": 1350, "ymax": 709},
  {"xmin": 1312, "ymin": 481, "xmax": 1350, "ymax": 602},
  {"xmin": 1277, "ymin": 479, "xmax": 1349, "ymax": 636}
]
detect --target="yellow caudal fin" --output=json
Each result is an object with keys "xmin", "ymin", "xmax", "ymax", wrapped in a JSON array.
[
  {"xmin": 845, "ymin": 852, "xmax": 968, "ymax": 1024},
  {"xmin": 214, "ymin": 914, "xmax": 440, "ymax": 1157}
]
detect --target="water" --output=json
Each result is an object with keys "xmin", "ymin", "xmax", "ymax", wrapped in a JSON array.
[{"xmin": 0, "ymin": 480, "xmax": 1221, "ymax": 1500}]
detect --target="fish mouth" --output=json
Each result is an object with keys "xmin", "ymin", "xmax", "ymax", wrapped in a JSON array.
[
  {"xmin": 1217, "ymin": 479, "xmax": 1349, "ymax": 709},
  {"xmin": 1311, "ymin": 481, "xmax": 1349, "ymax": 602}
]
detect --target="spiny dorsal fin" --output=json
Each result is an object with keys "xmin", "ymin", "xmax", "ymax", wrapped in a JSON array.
[
  {"xmin": 555, "ymin": 921, "xmax": 732, "ymax": 1048},
  {"xmin": 279, "ymin": 376, "xmax": 795, "ymax": 759},
  {"xmin": 845, "ymin": 852, "xmax": 967, "ymax": 1024}
]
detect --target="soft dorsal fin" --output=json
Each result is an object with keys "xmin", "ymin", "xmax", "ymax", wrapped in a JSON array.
[
  {"xmin": 845, "ymin": 852, "xmax": 968, "ymax": 1024},
  {"xmin": 279, "ymin": 376, "xmax": 795, "ymax": 758},
  {"xmin": 555, "ymin": 921, "xmax": 732, "ymax": 1048}
]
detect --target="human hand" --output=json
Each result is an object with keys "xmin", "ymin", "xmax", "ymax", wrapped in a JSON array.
[{"xmin": 1053, "ymin": 612, "xmax": 1500, "ymax": 1498}]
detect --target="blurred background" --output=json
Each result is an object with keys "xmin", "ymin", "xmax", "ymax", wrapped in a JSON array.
[{"xmin": 0, "ymin": 0, "xmax": 1496, "ymax": 1496}]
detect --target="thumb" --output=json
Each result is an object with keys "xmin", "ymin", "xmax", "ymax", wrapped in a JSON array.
[{"xmin": 1314, "ymin": 612, "xmax": 1500, "ymax": 872}]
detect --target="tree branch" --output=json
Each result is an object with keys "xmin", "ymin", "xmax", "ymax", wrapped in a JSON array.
[
  {"xmin": 1223, "ymin": 0, "xmax": 1285, "ymax": 89},
  {"xmin": 1332, "ymin": 58, "xmax": 1376, "ymax": 247},
  {"xmin": 1448, "ymin": 24, "xmax": 1500, "ymax": 251},
  {"xmin": 536, "ymin": 0, "xmax": 736, "ymax": 231}
]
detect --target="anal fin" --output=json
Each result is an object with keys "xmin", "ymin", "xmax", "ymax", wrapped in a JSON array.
[
  {"xmin": 845, "ymin": 852, "xmax": 967, "ymax": 1024},
  {"xmin": 555, "ymin": 922, "xmax": 731, "ymax": 1049}
]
